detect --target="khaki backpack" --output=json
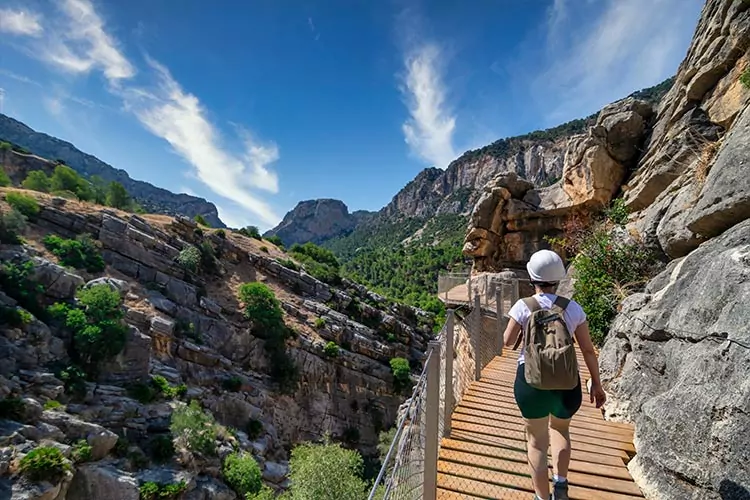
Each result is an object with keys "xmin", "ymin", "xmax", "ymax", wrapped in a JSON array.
[{"xmin": 512, "ymin": 296, "xmax": 579, "ymax": 390}]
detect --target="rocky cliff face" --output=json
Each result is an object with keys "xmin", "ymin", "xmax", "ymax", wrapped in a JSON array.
[
  {"xmin": 461, "ymin": 1, "xmax": 750, "ymax": 498},
  {"xmin": 0, "ymin": 190, "xmax": 431, "ymax": 498},
  {"xmin": 0, "ymin": 115, "xmax": 226, "ymax": 228},
  {"xmin": 263, "ymin": 199, "xmax": 374, "ymax": 247}
]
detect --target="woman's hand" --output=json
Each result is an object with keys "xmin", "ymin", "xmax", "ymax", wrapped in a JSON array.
[{"xmin": 589, "ymin": 381, "xmax": 606, "ymax": 408}]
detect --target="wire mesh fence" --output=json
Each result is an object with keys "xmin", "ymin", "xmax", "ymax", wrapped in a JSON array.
[{"xmin": 369, "ymin": 279, "xmax": 520, "ymax": 500}]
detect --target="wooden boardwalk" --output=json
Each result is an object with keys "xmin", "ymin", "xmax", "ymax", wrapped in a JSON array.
[{"xmin": 436, "ymin": 350, "xmax": 644, "ymax": 500}]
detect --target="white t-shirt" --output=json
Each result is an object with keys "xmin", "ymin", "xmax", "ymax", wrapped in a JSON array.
[{"xmin": 508, "ymin": 293, "xmax": 587, "ymax": 365}]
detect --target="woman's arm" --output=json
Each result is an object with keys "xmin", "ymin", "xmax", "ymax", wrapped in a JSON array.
[
  {"xmin": 503, "ymin": 318, "xmax": 522, "ymax": 348},
  {"xmin": 574, "ymin": 322, "xmax": 606, "ymax": 407}
]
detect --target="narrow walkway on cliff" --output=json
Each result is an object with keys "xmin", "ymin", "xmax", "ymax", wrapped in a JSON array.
[{"xmin": 370, "ymin": 274, "xmax": 645, "ymax": 500}]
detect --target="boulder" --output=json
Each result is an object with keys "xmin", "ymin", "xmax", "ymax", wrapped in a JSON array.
[
  {"xmin": 83, "ymin": 277, "xmax": 130, "ymax": 295},
  {"xmin": 98, "ymin": 326, "xmax": 151, "ymax": 384},
  {"xmin": 30, "ymin": 258, "xmax": 84, "ymax": 300},
  {"xmin": 599, "ymin": 218, "xmax": 750, "ymax": 499},
  {"xmin": 182, "ymin": 476, "xmax": 237, "ymax": 500},
  {"xmin": 263, "ymin": 461, "xmax": 288, "ymax": 484},
  {"xmin": 66, "ymin": 463, "xmax": 139, "ymax": 500},
  {"xmin": 40, "ymin": 411, "xmax": 119, "ymax": 460}
]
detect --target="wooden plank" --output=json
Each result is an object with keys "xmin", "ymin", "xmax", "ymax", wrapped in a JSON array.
[
  {"xmin": 438, "ymin": 462, "xmax": 643, "ymax": 500},
  {"xmin": 439, "ymin": 450, "xmax": 643, "ymax": 496},
  {"xmin": 437, "ymin": 488, "xmax": 488, "ymax": 500},
  {"xmin": 437, "ymin": 473, "xmax": 530, "ymax": 499},
  {"xmin": 454, "ymin": 399, "xmax": 634, "ymax": 437},
  {"xmin": 449, "ymin": 430, "xmax": 628, "ymax": 468},
  {"xmin": 450, "ymin": 421, "xmax": 629, "ymax": 459},
  {"xmin": 440, "ymin": 438, "xmax": 633, "ymax": 481},
  {"xmin": 451, "ymin": 412, "xmax": 636, "ymax": 452}
]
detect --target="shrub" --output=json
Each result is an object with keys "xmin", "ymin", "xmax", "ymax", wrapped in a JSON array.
[
  {"xmin": 324, "ymin": 341, "xmax": 339, "ymax": 358},
  {"xmin": 246, "ymin": 418, "xmax": 263, "ymax": 440},
  {"xmin": 50, "ymin": 165, "xmax": 93, "ymax": 201},
  {"xmin": 193, "ymin": 214, "xmax": 210, "ymax": 227},
  {"xmin": 19, "ymin": 446, "xmax": 70, "ymax": 482},
  {"xmin": 0, "ymin": 396, "xmax": 25, "ymax": 420},
  {"xmin": 215, "ymin": 229, "xmax": 226, "ymax": 239},
  {"xmin": 266, "ymin": 235, "xmax": 283, "ymax": 247},
  {"xmin": 105, "ymin": 181, "xmax": 131, "ymax": 210},
  {"xmin": 0, "ymin": 169, "xmax": 10, "ymax": 187},
  {"xmin": 285, "ymin": 439, "xmax": 369, "ymax": 500},
  {"xmin": 22, "ymin": 171, "xmax": 51, "ymax": 192},
  {"xmin": 277, "ymin": 258, "xmax": 299, "ymax": 271},
  {"xmin": 222, "ymin": 376, "xmax": 243, "ymax": 392},
  {"xmin": 290, "ymin": 242, "xmax": 341, "ymax": 284},
  {"xmin": 390, "ymin": 357, "xmax": 411, "ymax": 393},
  {"xmin": 198, "ymin": 240, "xmax": 219, "ymax": 274},
  {"xmin": 605, "ymin": 197, "xmax": 629, "ymax": 226},
  {"xmin": 741, "ymin": 67, "xmax": 750, "ymax": 89},
  {"xmin": 0, "ymin": 260, "xmax": 44, "ymax": 316},
  {"xmin": 149, "ymin": 434, "xmax": 175, "ymax": 463},
  {"xmin": 314, "ymin": 317, "xmax": 326, "ymax": 329},
  {"xmin": 139, "ymin": 481, "xmax": 187, "ymax": 500},
  {"xmin": 5, "ymin": 192, "xmax": 39, "ymax": 218},
  {"xmin": 170, "ymin": 400, "xmax": 217, "ymax": 456},
  {"xmin": 177, "ymin": 245, "xmax": 201, "ymax": 272},
  {"xmin": 238, "ymin": 226, "xmax": 261, "ymax": 239},
  {"xmin": 222, "ymin": 452, "xmax": 263, "ymax": 497},
  {"xmin": 44, "ymin": 400, "xmax": 64, "ymax": 411},
  {"xmin": 58, "ymin": 364, "xmax": 87, "ymax": 399},
  {"xmin": 259, "ymin": 245, "xmax": 269, "ymax": 253},
  {"xmin": 246, "ymin": 486, "xmax": 276, "ymax": 500},
  {"xmin": 0, "ymin": 207, "xmax": 27, "ymax": 244},
  {"xmin": 43, "ymin": 233, "xmax": 105, "ymax": 272},
  {"xmin": 71, "ymin": 439, "xmax": 92, "ymax": 463}
]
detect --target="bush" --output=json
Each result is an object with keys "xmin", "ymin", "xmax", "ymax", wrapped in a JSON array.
[
  {"xmin": 259, "ymin": 245, "xmax": 269, "ymax": 253},
  {"xmin": 149, "ymin": 434, "xmax": 175, "ymax": 463},
  {"xmin": 170, "ymin": 400, "xmax": 217, "ymax": 456},
  {"xmin": 193, "ymin": 214, "xmax": 210, "ymax": 227},
  {"xmin": 277, "ymin": 258, "xmax": 299, "ymax": 271},
  {"xmin": 0, "ymin": 396, "xmax": 25, "ymax": 420},
  {"xmin": 324, "ymin": 341, "xmax": 339, "ymax": 358},
  {"xmin": 43, "ymin": 233, "xmax": 105, "ymax": 272},
  {"xmin": 0, "ymin": 169, "xmax": 10, "ymax": 187},
  {"xmin": 246, "ymin": 486, "xmax": 276, "ymax": 500},
  {"xmin": 50, "ymin": 165, "xmax": 93, "ymax": 201},
  {"xmin": 238, "ymin": 226, "xmax": 261, "ymax": 239},
  {"xmin": 215, "ymin": 229, "xmax": 226, "ymax": 239},
  {"xmin": 44, "ymin": 400, "xmax": 64, "ymax": 411},
  {"xmin": 284, "ymin": 439, "xmax": 369, "ymax": 500},
  {"xmin": 105, "ymin": 181, "xmax": 131, "ymax": 210},
  {"xmin": 177, "ymin": 245, "xmax": 201, "ymax": 272},
  {"xmin": 22, "ymin": 171, "xmax": 51, "ymax": 192},
  {"xmin": 0, "ymin": 207, "xmax": 27, "ymax": 244},
  {"xmin": 741, "ymin": 67, "xmax": 750, "ymax": 89},
  {"xmin": 139, "ymin": 481, "xmax": 187, "ymax": 500},
  {"xmin": 246, "ymin": 418, "xmax": 263, "ymax": 440},
  {"xmin": 66, "ymin": 285, "xmax": 128, "ymax": 376},
  {"xmin": 390, "ymin": 358, "xmax": 411, "ymax": 393},
  {"xmin": 314, "ymin": 317, "xmax": 326, "ymax": 329},
  {"xmin": 71, "ymin": 439, "xmax": 92, "ymax": 463},
  {"xmin": 222, "ymin": 376, "xmax": 243, "ymax": 392},
  {"xmin": 5, "ymin": 192, "xmax": 39, "ymax": 218},
  {"xmin": 266, "ymin": 235, "xmax": 283, "ymax": 247},
  {"xmin": 222, "ymin": 452, "xmax": 263, "ymax": 497},
  {"xmin": 58, "ymin": 364, "xmax": 87, "ymax": 399},
  {"xmin": 0, "ymin": 260, "xmax": 44, "ymax": 316},
  {"xmin": 19, "ymin": 446, "xmax": 70, "ymax": 482},
  {"xmin": 290, "ymin": 242, "xmax": 341, "ymax": 285}
]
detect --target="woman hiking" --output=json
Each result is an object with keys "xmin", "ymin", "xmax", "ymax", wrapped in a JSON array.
[{"xmin": 502, "ymin": 249, "xmax": 606, "ymax": 500}]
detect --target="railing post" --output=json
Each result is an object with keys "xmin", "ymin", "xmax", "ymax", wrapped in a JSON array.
[
  {"xmin": 511, "ymin": 278, "xmax": 520, "ymax": 305},
  {"xmin": 443, "ymin": 310, "xmax": 454, "ymax": 437},
  {"xmin": 496, "ymin": 288, "xmax": 503, "ymax": 356},
  {"xmin": 473, "ymin": 294, "xmax": 481, "ymax": 381},
  {"xmin": 424, "ymin": 340, "xmax": 440, "ymax": 500}
]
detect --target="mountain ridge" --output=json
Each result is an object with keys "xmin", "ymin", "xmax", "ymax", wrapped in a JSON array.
[{"xmin": 0, "ymin": 114, "xmax": 227, "ymax": 228}]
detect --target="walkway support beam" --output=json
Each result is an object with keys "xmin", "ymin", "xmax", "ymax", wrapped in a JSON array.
[
  {"xmin": 443, "ymin": 310, "xmax": 455, "ymax": 437},
  {"xmin": 424, "ymin": 340, "xmax": 441, "ymax": 500}
]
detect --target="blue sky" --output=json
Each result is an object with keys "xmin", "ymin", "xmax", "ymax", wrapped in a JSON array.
[{"xmin": 0, "ymin": 0, "xmax": 704, "ymax": 230}]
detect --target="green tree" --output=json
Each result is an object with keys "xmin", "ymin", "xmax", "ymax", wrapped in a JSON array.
[
  {"xmin": 21, "ymin": 171, "xmax": 51, "ymax": 192},
  {"xmin": 0, "ymin": 169, "xmax": 10, "ymax": 187},
  {"xmin": 194, "ymin": 214, "xmax": 210, "ymax": 227},
  {"xmin": 106, "ymin": 181, "xmax": 131, "ymax": 209},
  {"xmin": 89, "ymin": 175, "xmax": 108, "ymax": 204},
  {"xmin": 285, "ymin": 439, "xmax": 369, "ymax": 500},
  {"xmin": 6, "ymin": 192, "xmax": 40, "ymax": 219},
  {"xmin": 222, "ymin": 452, "xmax": 263, "ymax": 497}
]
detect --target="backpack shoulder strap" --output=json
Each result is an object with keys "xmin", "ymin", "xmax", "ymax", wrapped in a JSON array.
[{"xmin": 553, "ymin": 296, "xmax": 570, "ymax": 311}]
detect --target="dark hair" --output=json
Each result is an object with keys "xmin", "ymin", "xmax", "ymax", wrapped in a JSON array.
[{"xmin": 531, "ymin": 281, "xmax": 558, "ymax": 288}]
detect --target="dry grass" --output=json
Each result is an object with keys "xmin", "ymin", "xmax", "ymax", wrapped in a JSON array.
[{"xmin": 694, "ymin": 139, "xmax": 720, "ymax": 188}]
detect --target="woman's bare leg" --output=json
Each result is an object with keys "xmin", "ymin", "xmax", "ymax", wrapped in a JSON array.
[
  {"xmin": 525, "ymin": 416, "xmax": 550, "ymax": 498},
  {"xmin": 549, "ymin": 416, "xmax": 572, "ymax": 478}
]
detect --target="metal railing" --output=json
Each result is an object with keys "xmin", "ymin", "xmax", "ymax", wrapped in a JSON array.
[{"xmin": 369, "ymin": 278, "xmax": 519, "ymax": 499}]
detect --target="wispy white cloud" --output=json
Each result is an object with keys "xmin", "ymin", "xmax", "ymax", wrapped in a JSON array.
[
  {"xmin": 0, "ymin": 8, "xmax": 43, "ymax": 37},
  {"xmin": 307, "ymin": 17, "xmax": 320, "ymax": 41},
  {"xmin": 400, "ymin": 43, "xmax": 457, "ymax": 169},
  {"xmin": 0, "ymin": 69, "xmax": 42, "ymax": 87},
  {"xmin": 122, "ymin": 58, "xmax": 280, "ymax": 226},
  {"xmin": 4, "ymin": 0, "xmax": 281, "ymax": 228},
  {"xmin": 530, "ymin": 0, "xmax": 703, "ymax": 125}
]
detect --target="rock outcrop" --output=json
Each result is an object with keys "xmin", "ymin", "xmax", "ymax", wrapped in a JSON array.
[
  {"xmin": 462, "ymin": 98, "xmax": 653, "ymax": 271},
  {"xmin": 0, "ymin": 191, "xmax": 434, "ymax": 497},
  {"xmin": 0, "ymin": 116, "xmax": 225, "ymax": 228},
  {"xmin": 263, "ymin": 199, "xmax": 374, "ymax": 246}
]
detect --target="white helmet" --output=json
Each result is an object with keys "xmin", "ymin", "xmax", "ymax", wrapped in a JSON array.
[{"xmin": 526, "ymin": 249, "xmax": 566, "ymax": 283}]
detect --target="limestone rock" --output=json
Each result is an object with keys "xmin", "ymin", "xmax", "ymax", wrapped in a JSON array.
[
  {"xmin": 40, "ymin": 411, "xmax": 119, "ymax": 460},
  {"xmin": 263, "ymin": 460, "xmax": 288, "ymax": 483},
  {"xmin": 83, "ymin": 277, "xmax": 130, "ymax": 295},
  {"xmin": 66, "ymin": 463, "xmax": 139, "ymax": 500},
  {"xmin": 29, "ymin": 257, "xmax": 84, "ymax": 300},
  {"xmin": 183, "ymin": 476, "xmax": 237, "ymax": 500},
  {"xmin": 599, "ymin": 218, "xmax": 750, "ymax": 499},
  {"xmin": 98, "ymin": 326, "xmax": 151, "ymax": 384},
  {"xmin": 264, "ymin": 199, "xmax": 364, "ymax": 246}
]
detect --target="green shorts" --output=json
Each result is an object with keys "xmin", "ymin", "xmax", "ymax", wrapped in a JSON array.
[{"xmin": 513, "ymin": 363, "xmax": 582, "ymax": 419}]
